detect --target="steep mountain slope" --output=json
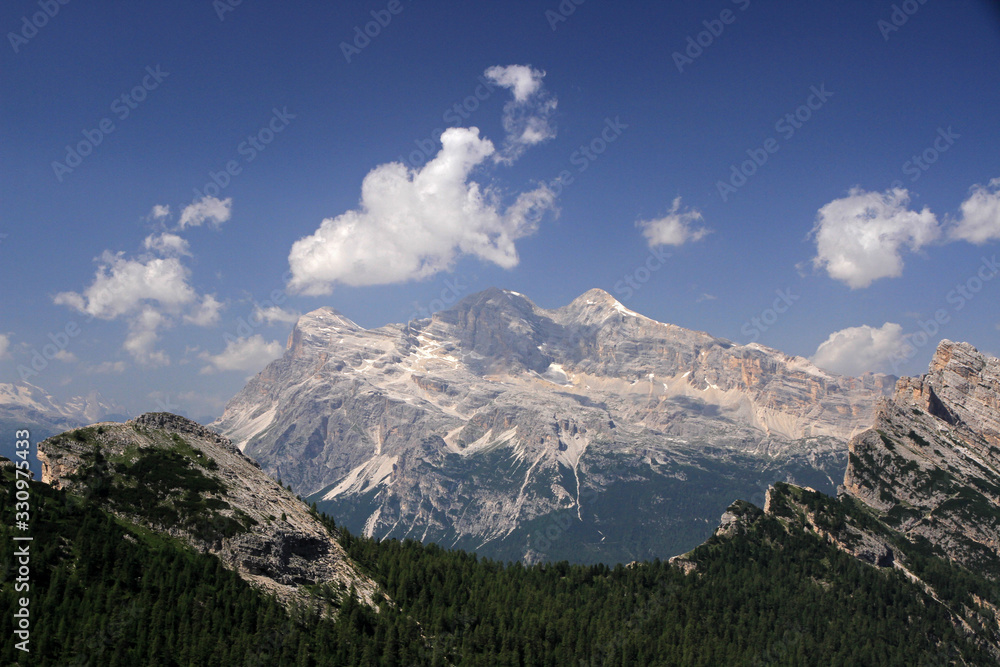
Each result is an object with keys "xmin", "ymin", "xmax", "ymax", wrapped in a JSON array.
[
  {"xmin": 842, "ymin": 340, "xmax": 1000, "ymax": 577},
  {"xmin": 679, "ymin": 340, "xmax": 1000, "ymax": 658},
  {"xmin": 36, "ymin": 412, "xmax": 378, "ymax": 607},
  {"xmin": 214, "ymin": 287, "xmax": 893, "ymax": 562}
]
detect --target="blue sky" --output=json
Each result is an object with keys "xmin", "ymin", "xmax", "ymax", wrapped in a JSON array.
[{"xmin": 2, "ymin": 0, "xmax": 999, "ymax": 420}]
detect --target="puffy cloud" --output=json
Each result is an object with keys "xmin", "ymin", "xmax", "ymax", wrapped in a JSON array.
[
  {"xmin": 811, "ymin": 322, "xmax": 908, "ymax": 376},
  {"xmin": 178, "ymin": 196, "xmax": 232, "ymax": 229},
  {"xmin": 810, "ymin": 187, "xmax": 940, "ymax": 289},
  {"xmin": 183, "ymin": 294, "xmax": 224, "ymax": 327},
  {"xmin": 484, "ymin": 65, "xmax": 557, "ymax": 163},
  {"xmin": 143, "ymin": 232, "xmax": 191, "ymax": 257},
  {"xmin": 199, "ymin": 335, "xmax": 283, "ymax": 374},
  {"xmin": 948, "ymin": 177, "xmax": 1000, "ymax": 244},
  {"xmin": 288, "ymin": 127, "xmax": 556, "ymax": 294},
  {"xmin": 54, "ymin": 224, "xmax": 222, "ymax": 366},
  {"xmin": 150, "ymin": 204, "xmax": 171, "ymax": 220},
  {"xmin": 484, "ymin": 65, "xmax": 545, "ymax": 102},
  {"xmin": 52, "ymin": 349, "xmax": 77, "ymax": 363},
  {"xmin": 637, "ymin": 197, "xmax": 710, "ymax": 247},
  {"xmin": 54, "ymin": 252, "xmax": 196, "ymax": 320},
  {"xmin": 86, "ymin": 361, "xmax": 127, "ymax": 374},
  {"xmin": 0, "ymin": 334, "xmax": 9, "ymax": 359},
  {"xmin": 124, "ymin": 307, "xmax": 170, "ymax": 367},
  {"xmin": 252, "ymin": 304, "xmax": 299, "ymax": 325}
]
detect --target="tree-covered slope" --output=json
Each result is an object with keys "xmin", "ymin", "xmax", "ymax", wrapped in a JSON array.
[{"xmin": 3, "ymin": 457, "xmax": 993, "ymax": 666}]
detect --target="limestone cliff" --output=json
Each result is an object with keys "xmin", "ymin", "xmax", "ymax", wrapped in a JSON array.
[{"xmin": 214, "ymin": 287, "xmax": 893, "ymax": 563}]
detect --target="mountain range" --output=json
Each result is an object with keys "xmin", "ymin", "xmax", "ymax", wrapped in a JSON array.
[
  {"xmin": 10, "ymin": 333, "xmax": 1000, "ymax": 663},
  {"xmin": 214, "ymin": 287, "xmax": 896, "ymax": 562},
  {"xmin": 0, "ymin": 382, "xmax": 126, "ymax": 474}
]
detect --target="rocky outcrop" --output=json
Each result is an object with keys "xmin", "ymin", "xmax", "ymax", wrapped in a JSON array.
[
  {"xmin": 687, "ymin": 342, "xmax": 1000, "ymax": 658},
  {"xmin": 841, "ymin": 340, "xmax": 1000, "ymax": 577},
  {"xmin": 37, "ymin": 413, "xmax": 380, "ymax": 608},
  {"xmin": 214, "ymin": 287, "xmax": 892, "ymax": 563}
]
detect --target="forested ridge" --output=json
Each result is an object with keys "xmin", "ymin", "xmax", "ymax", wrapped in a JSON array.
[{"xmin": 2, "ymin": 461, "xmax": 994, "ymax": 665}]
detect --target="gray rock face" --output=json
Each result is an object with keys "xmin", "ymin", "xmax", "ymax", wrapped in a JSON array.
[
  {"xmin": 841, "ymin": 340, "xmax": 1000, "ymax": 576},
  {"xmin": 675, "ymin": 341, "xmax": 1000, "ymax": 658},
  {"xmin": 214, "ymin": 287, "xmax": 893, "ymax": 563},
  {"xmin": 37, "ymin": 413, "xmax": 379, "ymax": 607}
]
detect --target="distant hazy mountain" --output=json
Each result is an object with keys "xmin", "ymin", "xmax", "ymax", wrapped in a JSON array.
[
  {"xmin": 0, "ymin": 382, "xmax": 126, "ymax": 473},
  {"xmin": 214, "ymin": 287, "xmax": 895, "ymax": 563}
]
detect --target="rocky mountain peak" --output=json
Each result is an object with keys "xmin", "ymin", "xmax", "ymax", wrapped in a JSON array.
[
  {"xmin": 841, "ymin": 340, "xmax": 1000, "ymax": 576},
  {"xmin": 893, "ymin": 340, "xmax": 1000, "ymax": 445},
  {"xmin": 557, "ymin": 287, "xmax": 654, "ymax": 328},
  {"xmin": 215, "ymin": 286, "xmax": 897, "ymax": 563},
  {"xmin": 429, "ymin": 287, "xmax": 551, "ymax": 373}
]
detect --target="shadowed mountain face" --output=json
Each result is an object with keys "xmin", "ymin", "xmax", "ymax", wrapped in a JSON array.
[{"xmin": 214, "ymin": 287, "xmax": 894, "ymax": 563}]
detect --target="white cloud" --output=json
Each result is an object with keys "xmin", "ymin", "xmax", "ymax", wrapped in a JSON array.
[
  {"xmin": 52, "ymin": 349, "xmax": 77, "ymax": 363},
  {"xmin": 54, "ymin": 223, "xmax": 222, "ymax": 366},
  {"xmin": 178, "ymin": 196, "xmax": 232, "ymax": 230},
  {"xmin": 183, "ymin": 294, "xmax": 223, "ymax": 327},
  {"xmin": 811, "ymin": 322, "xmax": 908, "ymax": 376},
  {"xmin": 484, "ymin": 65, "xmax": 545, "ymax": 102},
  {"xmin": 150, "ymin": 204, "xmax": 171, "ymax": 220},
  {"xmin": 0, "ymin": 334, "xmax": 9, "ymax": 359},
  {"xmin": 143, "ymin": 232, "xmax": 191, "ymax": 257},
  {"xmin": 124, "ymin": 306, "xmax": 170, "ymax": 367},
  {"xmin": 948, "ymin": 177, "xmax": 1000, "ymax": 244},
  {"xmin": 253, "ymin": 304, "xmax": 299, "ymax": 325},
  {"xmin": 287, "ymin": 127, "xmax": 556, "ymax": 294},
  {"xmin": 55, "ymin": 252, "xmax": 196, "ymax": 320},
  {"xmin": 86, "ymin": 361, "xmax": 127, "ymax": 374},
  {"xmin": 199, "ymin": 335, "xmax": 283, "ymax": 374},
  {"xmin": 810, "ymin": 187, "xmax": 940, "ymax": 289},
  {"xmin": 637, "ymin": 197, "xmax": 710, "ymax": 248},
  {"xmin": 484, "ymin": 65, "xmax": 557, "ymax": 163}
]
